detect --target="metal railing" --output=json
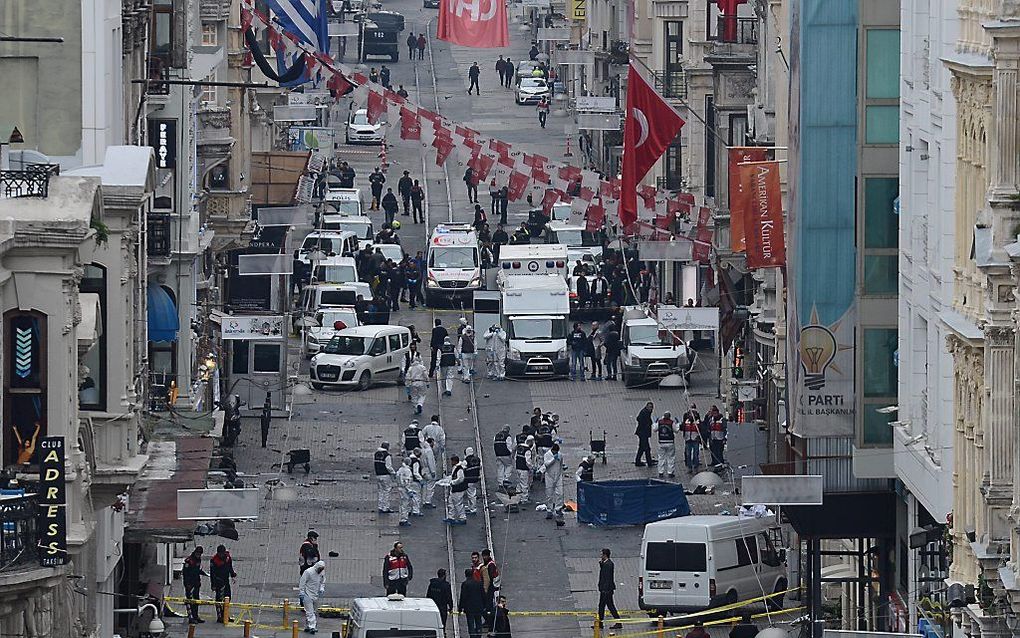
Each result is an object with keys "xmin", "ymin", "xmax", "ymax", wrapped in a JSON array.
[
  {"xmin": 714, "ymin": 16, "xmax": 759, "ymax": 44},
  {"xmin": 0, "ymin": 164, "xmax": 60, "ymax": 198},
  {"xmin": 147, "ymin": 214, "xmax": 172, "ymax": 257},
  {"xmin": 0, "ymin": 493, "xmax": 39, "ymax": 568},
  {"xmin": 652, "ymin": 69, "xmax": 687, "ymax": 100}
]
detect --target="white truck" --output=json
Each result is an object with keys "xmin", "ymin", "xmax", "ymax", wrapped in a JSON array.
[
  {"xmin": 620, "ymin": 306, "xmax": 697, "ymax": 387},
  {"xmin": 501, "ymin": 274, "xmax": 570, "ymax": 377},
  {"xmin": 495, "ymin": 243, "xmax": 569, "ymax": 287},
  {"xmin": 425, "ymin": 224, "xmax": 482, "ymax": 306},
  {"xmin": 344, "ymin": 595, "xmax": 445, "ymax": 638}
]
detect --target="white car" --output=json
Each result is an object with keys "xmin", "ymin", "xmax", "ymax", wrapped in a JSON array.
[
  {"xmin": 516, "ymin": 77, "xmax": 550, "ymax": 105},
  {"xmin": 304, "ymin": 307, "xmax": 360, "ymax": 356},
  {"xmin": 310, "ymin": 325, "xmax": 412, "ymax": 390},
  {"xmin": 362, "ymin": 242, "xmax": 405, "ymax": 263},
  {"xmin": 323, "ymin": 214, "xmax": 374, "ymax": 240},
  {"xmin": 346, "ymin": 109, "xmax": 384, "ymax": 145}
]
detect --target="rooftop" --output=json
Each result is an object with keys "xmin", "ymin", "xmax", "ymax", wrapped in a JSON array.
[{"xmin": 0, "ymin": 174, "xmax": 99, "ymax": 227}]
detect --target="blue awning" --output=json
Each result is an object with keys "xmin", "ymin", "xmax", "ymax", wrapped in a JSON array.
[{"xmin": 147, "ymin": 284, "xmax": 179, "ymax": 343}]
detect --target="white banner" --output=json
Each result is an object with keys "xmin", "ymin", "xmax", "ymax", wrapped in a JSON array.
[
  {"xmin": 220, "ymin": 315, "xmax": 287, "ymax": 340},
  {"xmin": 657, "ymin": 306, "xmax": 719, "ymax": 332},
  {"xmin": 575, "ymin": 96, "xmax": 617, "ymax": 112}
]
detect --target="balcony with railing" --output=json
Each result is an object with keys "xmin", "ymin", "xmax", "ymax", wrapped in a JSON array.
[
  {"xmin": 147, "ymin": 213, "xmax": 172, "ymax": 257},
  {"xmin": 712, "ymin": 16, "xmax": 758, "ymax": 45},
  {"xmin": 652, "ymin": 69, "xmax": 688, "ymax": 100},
  {"xmin": 146, "ymin": 58, "xmax": 171, "ymax": 96},
  {"xmin": 0, "ymin": 164, "xmax": 60, "ymax": 199},
  {"xmin": 0, "ymin": 493, "xmax": 39, "ymax": 569}
]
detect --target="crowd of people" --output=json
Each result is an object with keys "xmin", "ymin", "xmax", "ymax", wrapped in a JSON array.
[{"xmin": 634, "ymin": 401, "xmax": 730, "ymax": 478}]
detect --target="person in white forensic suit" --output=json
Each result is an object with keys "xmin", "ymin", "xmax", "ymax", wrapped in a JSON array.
[
  {"xmin": 409, "ymin": 449, "xmax": 425, "ymax": 516},
  {"xmin": 406, "ymin": 357, "xmax": 429, "ymax": 415},
  {"xmin": 298, "ymin": 560, "xmax": 326, "ymax": 634},
  {"xmin": 396, "ymin": 457, "xmax": 414, "ymax": 526},
  {"xmin": 542, "ymin": 443, "xmax": 565, "ymax": 524},
  {"xmin": 493, "ymin": 425, "xmax": 514, "ymax": 487},
  {"xmin": 374, "ymin": 442, "xmax": 396, "ymax": 513},
  {"xmin": 513, "ymin": 435, "xmax": 535, "ymax": 503},
  {"xmin": 420, "ymin": 440, "xmax": 438, "ymax": 508},
  {"xmin": 483, "ymin": 324, "xmax": 507, "ymax": 380},
  {"xmin": 423, "ymin": 419, "xmax": 446, "ymax": 467}
]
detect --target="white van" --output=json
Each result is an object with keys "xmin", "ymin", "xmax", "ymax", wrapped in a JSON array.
[
  {"xmin": 324, "ymin": 187, "xmax": 364, "ymax": 216},
  {"xmin": 344, "ymin": 595, "xmax": 444, "ymax": 638},
  {"xmin": 501, "ymin": 274, "xmax": 570, "ymax": 377},
  {"xmin": 298, "ymin": 230, "xmax": 359, "ymax": 266},
  {"xmin": 639, "ymin": 515, "xmax": 788, "ymax": 614},
  {"xmin": 425, "ymin": 224, "xmax": 481, "ymax": 306},
  {"xmin": 323, "ymin": 214, "xmax": 374, "ymax": 240},
  {"xmin": 310, "ymin": 325, "xmax": 412, "ymax": 390},
  {"xmin": 312, "ymin": 256, "xmax": 359, "ymax": 285}
]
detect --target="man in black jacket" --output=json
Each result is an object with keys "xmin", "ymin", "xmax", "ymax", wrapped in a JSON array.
[
  {"xmin": 182, "ymin": 546, "xmax": 207, "ymax": 624},
  {"xmin": 429, "ymin": 319, "xmax": 448, "ymax": 378},
  {"xmin": 459, "ymin": 568, "xmax": 486, "ymax": 638},
  {"xmin": 729, "ymin": 611, "xmax": 759, "ymax": 638},
  {"xmin": 210, "ymin": 544, "xmax": 237, "ymax": 623},
  {"xmin": 426, "ymin": 569, "xmax": 454, "ymax": 633},
  {"xmin": 597, "ymin": 548, "xmax": 622, "ymax": 628},
  {"xmin": 398, "ymin": 170, "xmax": 414, "ymax": 215},
  {"xmin": 492, "ymin": 596, "xmax": 512, "ymax": 638},
  {"xmin": 381, "ymin": 188, "xmax": 400, "ymax": 226},
  {"xmin": 634, "ymin": 402, "xmax": 656, "ymax": 466}
]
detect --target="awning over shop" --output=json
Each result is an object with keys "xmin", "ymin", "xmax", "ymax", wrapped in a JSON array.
[
  {"xmin": 78, "ymin": 292, "xmax": 102, "ymax": 350},
  {"xmin": 124, "ymin": 436, "xmax": 213, "ymax": 543},
  {"xmin": 147, "ymin": 284, "xmax": 179, "ymax": 342}
]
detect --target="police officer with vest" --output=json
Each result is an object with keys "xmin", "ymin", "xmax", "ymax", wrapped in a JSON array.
[
  {"xmin": 514, "ymin": 435, "xmax": 535, "ymax": 503},
  {"xmin": 493, "ymin": 426, "xmax": 513, "ymax": 488},
  {"xmin": 535, "ymin": 419, "xmax": 555, "ymax": 462},
  {"xmin": 404, "ymin": 421, "xmax": 424, "ymax": 453},
  {"xmin": 709, "ymin": 412, "xmax": 728, "ymax": 467},
  {"xmin": 576, "ymin": 456, "xmax": 595, "ymax": 482},
  {"xmin": 444, "ymin": 456, "xmax": 468, "ymax": 525},
  {"xmin": 463, "ymin": 447, "xmax": 482, "ymax": 514},
  {"xmin": 682, "ymin": 415, "xmax": 702, "ymax": 473},
  {"xmin": 375, "ymin": 442, "xmax": 396, "ymax": 513},
  {"xmin": 656, "ymin": 411, "xmax": 677, "ymax": 479}
]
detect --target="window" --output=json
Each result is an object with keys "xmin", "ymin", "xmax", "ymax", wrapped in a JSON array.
[
  {"xmin": 862, "ymin": 404, "xmax": 894, "ymax": 445},
  {"xmin": 705, "ymin": 96, "xmax": 715, "ymax": 198},
  {"xmin": 863, "ymin": 328, "xmax": 898, "ymax": 397},
  {"xmin": 645, "ymin": 542, "xmax": 707, "ymax": 572},
  {"xmin": 736, "ymin": 536, "xmax": 759, "ymax": 567},
  {"xmin": 664, "ymin": 134, "xmax": 683, "ymax": 190},
  {"xmin": 4, "ymin": 311, "xmax": 48, "ymax": 467},
  {"xmin": 151, "ymin": 0, "xmax": 174, "ymax": 60},
  {"xmin": 400, "ymin": 333, "xmax": 409, "ymax": 348},
  {"xmin": 388, "ymin": 334, "xmax": 402, "ymax": 351},
  {"xmin": 664, "ymin": 21, "xmax": 683, "ymax": 71},
  {"xmin": 201, "ymin": 85, "xmax": 217, "ymax": 105},
  {"xmin": 252, "ymin": 343, "xmax": 281, "ymax": 372},
  {"xmin": 866, "ymin": 106, "xmax": 899, "ymax": 144},
  {"xmin": 368, "ymin": 338, "xmax": 387, "ymax": 356},
  {"xmin": 866, "ymin": 30, "xmax": 900, "ymax": 99},
  {"xmin": 201, "ymin": 23, "xmax": 218, "ymax": 46},
  {"xmin": 864, "ymin": 256, "xmax": 898, "ymax": 294},
  {"xmin": 79, "ymin": 264, "xmax": 107, "ymax": 411},
  {"xmin": 862, "ymin": 177, "xmax": 899, "ymax": 295},
  {"xmin": 231, "ymin": 340, "xmax": 250, "ymax": 374}
]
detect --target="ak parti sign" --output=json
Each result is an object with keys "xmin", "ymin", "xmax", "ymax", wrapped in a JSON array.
[
  {"xmin": 38, "ymin": 436, "xmax": 68, "ymax": 567},
  {"xmin": 728, "ymin": 147, "xmax": 772, "ymax": 252},
  {"xmin": 737, "ymin": 160, "xmax": 785, "ymax": 269}
]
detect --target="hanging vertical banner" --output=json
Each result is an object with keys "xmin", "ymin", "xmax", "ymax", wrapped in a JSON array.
[
  {"xmin": 508, "ymin": 170, "xmax": 530, "ymax": 200},
  {"xmin": 570, "ymin": 0, "xmax": 586, "ymax": 20},
  {"xmin": 740, "ymin": 161, "xmax": 786, "ymax": 269},
  {"xmin": 434, "ymin": 136, "xmax": 456, "ymax": 166},
  {"xmin": 728, "ymin": 146, "xmax": 771, "ymax": 252},
  {"xmin": 38, "ymin": 436, "xmax": 68, "ymax": 567},
  {"xmin": 437, "ymin": 0, "xmax": 509, "ymax": 48}
]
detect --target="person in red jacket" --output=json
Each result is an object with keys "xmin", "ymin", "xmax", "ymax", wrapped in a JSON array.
[
  {"xmin": 209, "ymin": 545, "xmax": 237, "ymax": 623},
  {"xmin": 383, "ymin": 542, "xmax": 414, "ymax": 595}
]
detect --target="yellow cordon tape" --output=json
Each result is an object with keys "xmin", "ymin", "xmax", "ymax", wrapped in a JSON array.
[
  {"xmin": 610, "ymin": 587, "xmax": 802, "ymax": 626},
  {"xmin": 604, "ymin": 607, "xmax": 807, "ymax": 638}
]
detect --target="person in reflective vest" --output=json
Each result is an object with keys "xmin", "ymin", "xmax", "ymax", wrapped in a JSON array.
[
  {"xmin": 514, "ymin": 436, "xmax": 535, "ymax": 502},
  {"xmin": 682, "ymin": 416, "xmax": 702, "ymax": 473},
  {"xmin": 383, "ymin": 541, "xmax": 414, "ymax": 595},
  {"xmin": 463, "ymin": 447, "xmax": 482, "ymax": 514},
  {"xmin": 535, "ymin": 420, "xmax": 555, "ymax": 460},
  {"xmin": 439, "ymin": 338, "xmax": 458, "ymax": 396},
  {"xmin": 404, "ymin": 421, "xmax": 424, "ymax": 452},
  {"xmin": 374, "ymin": 442, "xmax": 396, "ymax": 513},
  {"xmin": 576, "ymin": 456, "xmax": 594, "ymax": 482},
  {"xmin": 445, "ymin": 455, "xmax": 468, "ymax": 525},
  {"xmin": 656, "ymin": 412, "xmax": 677, "ymax": 479},
  {"xmin": 493, "ymin": 426, "xmax": 513, "ymax": 487},
  {"xmin": 709, "ymin": 414, "xmax": 727, "ymax": 467}
]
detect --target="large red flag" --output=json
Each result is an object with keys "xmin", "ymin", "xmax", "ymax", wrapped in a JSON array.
[
  {"xmin": 437, "ymin": 0, "xmax": 509, "ymax": 48},
  {"xmin": 619, "ymin": 64, "xmax": 686, "ymax": 228}
]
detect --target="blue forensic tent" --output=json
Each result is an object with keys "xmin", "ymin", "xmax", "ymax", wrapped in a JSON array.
[
  {"xmin": 147, "ymin": 284, "xmax": 179, "ymax": 342},
  {"xmin": 577, "ymin": 479, "xmax": 690, "ymax": 526}
]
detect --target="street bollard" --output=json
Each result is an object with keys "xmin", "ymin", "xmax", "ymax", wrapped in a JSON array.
[
  {"xmin": 187, "ymin": 625, "xmax": 196, "ymax": 638},
  {"xmin": 283, "ymin": 598, "xmax": 289, "ymax": 625},
  {"xmin": 223, "ymin": 597, "xmax": 231, "ymax": 624},
  {"xmin": 292, "ymin": 619, "xmax": 300, "ymax": 638},
  {"xmin": 244, "ymin": 620, "xmax": 253, "ymax": 638},
  {"xmin": 657, "ymin": 615, "xmax": 665, "ymax": 637},
  {"xmin": 593, "ymin": 615, "xmax": 602, "ymax": 638}
]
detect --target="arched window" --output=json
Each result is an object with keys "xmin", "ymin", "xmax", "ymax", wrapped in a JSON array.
[{"xmin": 80, "ymin": 263, "xmax": 107, "ymax": 411}]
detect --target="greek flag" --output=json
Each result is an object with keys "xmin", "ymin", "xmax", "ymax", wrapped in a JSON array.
[{"xmin": 266, "ymin": 0, "xmax": 329, "ymax": 53}]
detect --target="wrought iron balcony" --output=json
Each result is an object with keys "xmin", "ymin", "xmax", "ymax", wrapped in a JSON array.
[
  {"xmin": 652, "ymin": 69, "xmax": 688, "ymax": 100},
  {"xmin": 713, "ymin": 16, "xmax": 759, "ymax": 45},
  {"xmin": 0, "ymin": 493, "xmax": 39, "ymax": 568},
  {"xmin": 147, "ymin": 214, "xmax": 172, "ymax": 257},
  {"xmin": 0, "ymin": 164, "xmax": 60, "ymax": 199}
]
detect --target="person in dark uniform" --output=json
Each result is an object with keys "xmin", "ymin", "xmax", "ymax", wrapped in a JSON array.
[
  {"xmin": 634, "ymin": 402, "xmax": 655, "ymax": 466},
  {"xmin": 210, "ymin": 544, "xmax": 237, "ymax": 623},
  {"xmin": 430, "ymin": 319, "xmax": 448, "ymax": 378},
  {"xmin": 299, "ymin": 530, "xmax": 321, "ymax": 575},
  {"xmin": 182, "ymin": 546, "xmax": 207, "ymax": 624},
  {"xmin": 597, "ymin": 548, "xmax": 622, "ymax": 628},
  {"xmin": 426, "ymin": 569, "xmax": 454, "ymax": 633},
  {"xmin": 260, "ymin": 393, "xmax": 272, "ymax": 448}
]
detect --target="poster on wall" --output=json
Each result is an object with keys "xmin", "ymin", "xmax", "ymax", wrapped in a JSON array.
[{"xmin": 221, "ymin": 316, "xmax": 286, "ymax": 340}]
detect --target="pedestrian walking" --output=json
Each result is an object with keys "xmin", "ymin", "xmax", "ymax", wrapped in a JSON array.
[
  {"xmin": 483, "ymin": 323, "xmax": 507, "ymax": 379},
  {"xmin": 604, "ymin": 327, "xmax": 621, "ymax": 380},
  {"xmin": 493, "ymin": 425, "xmax": 513, "ymax": 487},
  {"xmin": 514, "ymin": 435, "xmax": 535, "ymax": 502},
  {"xmin": 463, "ymin": 447, "xmax": 481, "ymax": 514},
  {"xmin": 634, "ymin": 401, "xmax": 655, "ymax": 466},
  {"xmin": 369, "ymin": 167, "xmax": 386, "ymax": 210},
  {"xmin": 406, "ymin": 358, "xmax": 429, "ymax": 414},
  {"xmin": 397, "ymin": 85, "xmax": 409, "ymax": 98},
  {"xmin": 430, "ymin": 318, "xmax": 448, "ymax": 377},
  {"xmin": 383, "ymin": 542, "xmax": 414, "ymax": 594},
  {"xmin": 542, "ymin": 443, "xmax": 565, "ymax": 525},
  {"xmin": 380, "ymin": 64, "xmax": 391, "ymax": 89},
  {"xmin": 369, "ymin": 67, "xmax": 379, "ymax": 83},
  {"xmin": 587, "ymin": 322, "xmax": 603, "ymax": 379},
  {"xmin": 710, "ymin": 410, "xmax": 728, "ymax": 466},
  {"xmin": 374, "ymin": 442, "xmax": 396, "ymax": 513},
  {"xmin": 398, "ymin": 170, "xmax": 413, "ymax": 215},
  {"xmin": 298, "ymin": 531, "xmax": 321, "ymax": 577},
  {"xmin": 407, "ymin": 33, "xmax": 417, "ymax": 59},
  {"xmin": 209, "ymin": 544, "xmax": 237, "ymax": 623},
  {"xmin": 495, "ymin": 56, "xmax": 508, "ymax": 87},
  {"xmin": 260, "ymin": 392, "xmax": 272, "ymax": 447},
  {"xmin": 421, "ymin": 440, "xmax": 438, "ymax": 508},
  {"xmin": 488, "ymin": 179, "xmax": 500, "ymax": 215},
  {"xmin": 396, "ymin": 461, "xmax": 414, "ymax": 524},
  {"xmin": 423, "ymin": 418, "xmax": 447, "ymax": 467},
  {"xmin": 682, "ymin": 415, "xmax": 701, "ymax": 472},
  {"xmin": 463, "ymin": 167, "xmax": 478, "ymax": 203},
  {"xmin": 444, "ymin": 455, "xmax": 468, "ymax": 525},
  {"xmin": 382, "ymin": 188, "xmax": 399, "ymax": 226},
  {"xmin": 182, "ymin": 546, "xmax": 207, "ymax": 624},
  {"xmin": 417, "ymin": 33, "xmax": 426, "ymax": 59},
  {"xmin": 597, "ymin": 548, "xmax": 622, "ymax": 628},
  {"xmin": 529, "ymin": 43, "xmax": 539, "ymax": 60},
  {"xmin": 536, "ymin": 97, "xmax": 550, "ymax": 128},
  {"xmin": 567, "ymin": 322, "xmax": 588, "ymax": 381},
  {"xmin": 459, "ymin": 326, "xmax": 477, "ymax": 381},
  {"xmin": 404, "ymin": 420, "xmax": 424, "ymax": 453},
  {"xmin": 493, "ymin": 596, "xmax": 512, "ymax": 638},
  {"xmin": 298, "ymin": 560, "xmax": 326, "ymax": 634},
  {"xmin": 426, "ymin": 569, "xmax": 454, "ymax": 634},
  {"xmin": 410, "ymin": 179, "xmax": 425, "ymax": 223},
  {"xmin": 468, "ymin": 61, "xmax": 481, "ymax": 94},
  {"xmin": 459, "ymin": 568, "xmax": 486, "ymax": 638},
  {"xmin": 438, "ymin": 337, "xmax": 457, "ymax": 396},
  {"xmin": 656, "ymin": 411, "xmax": 677, "ymax": 478},
  {"xmin": 498, "ymin": 186, "xmax": 509, "ymax": 225}
]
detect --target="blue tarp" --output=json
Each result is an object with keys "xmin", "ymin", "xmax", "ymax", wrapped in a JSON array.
[
  {"xmin": 147, "ymin": 284, "xmax": 179, "ymax": 343},
  {"xmin": 577, "ymin": 479, "xmax": 690, "ymax": 526}
]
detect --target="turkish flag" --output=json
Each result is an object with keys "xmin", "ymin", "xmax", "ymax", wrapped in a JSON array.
[
  {"xmin": 438, "ymin": 0, "xmax": 509, "ymax": 48},
  {"xmin": 619, "ymin": 64, "xmax": 686, "ymax": 228}
]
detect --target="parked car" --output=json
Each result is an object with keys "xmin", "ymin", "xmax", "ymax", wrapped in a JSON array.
[
  {"xmin": 346, "ymin": 109, "xmax": 384, "ymax": 145},
  {"xmin": 310, "ymin": 325, "xmax": 412, "ymax": 390},
  {"xmin": 515, "ymin": 60, "xmax": 543, "ymax": 83},
  {"xmin": 516, "ymin": 77, "xmax": 550, "ymax": 105}
]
